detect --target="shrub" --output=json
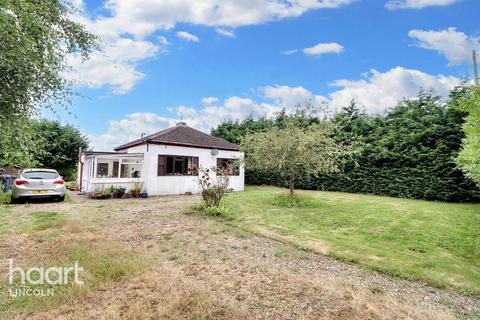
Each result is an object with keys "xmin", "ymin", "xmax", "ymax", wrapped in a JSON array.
[
  {"xmin": 88, "ymin": 185, "xmax": 127, "ymax": 199},
  {"xmin": 190, "ymin": 200, "xmax": 237, "ymax": 220},
  {"xmin": 102, "ymin": 186, "xmax": 115, "ymax": 198},
  {"xmin": 204, "ymin": 202, "xmax": 229, "ymax": 218},
  {"xmin": 129, "ymin": 182, "xmax": 143, "ymax": 198},
  {"xmin": 67, "ymin": 181, "xmax": 78, "ymax": 191},
  {"xmin": 272, "ymin": 192, "xmax": 312, "ymax": 208},
  {"xmin": 189, "ymin": 201, "xmax": 205, "ymax": 213},
  {"xmin": 0, "ymin": 191, "xmax": 11, "ymax": 204},
  {"xmin": 197, "ymin": 167, "xmax": 230, "ymax": 208},
  {"xmin": 113, "ymin": 187, "xmax": 126, "ymax": 198}
]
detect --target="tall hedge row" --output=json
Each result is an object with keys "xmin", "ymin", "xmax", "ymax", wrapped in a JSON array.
[{"xmin": 211, "ymin": 88, "xmax": 480, "ymax": 202}]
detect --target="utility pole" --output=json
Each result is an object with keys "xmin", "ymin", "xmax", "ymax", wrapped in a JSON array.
[{"xmin": 473, "ymin": 49, "xmax": 479, "ymax": 87}]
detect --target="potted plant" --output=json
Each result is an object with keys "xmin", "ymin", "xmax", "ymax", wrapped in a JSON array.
[
  {"xmin": 139, "ymin": 185, "xmax": 148, "ymax": 198},
  {"xmin": 129, "ymin": 182, "xmax": 143, "ymax": 198},
  {"xmin": 113, "ymin": 187, "xmax": 126, "ymax": 198}
]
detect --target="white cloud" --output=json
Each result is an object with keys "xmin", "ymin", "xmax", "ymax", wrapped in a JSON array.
[
  {"xmin": 88, "ymin": 66, "xmax": 460, "ymax": 150},
  {"xmin": 303, "ymin": 42, "xmax": 344, "ymax": 56},
  {"xmin": 176, "ymin": 31, "xmax": 200, "ymax": 42},
  {"xmin": 157, "ymin": 36, "xmax": 171, "ymax": 53},
  {"xmin": 98, "ymin": 0, "xmax": 355, "ymax": 37},
  {"xmin": 385, "ymin": 0, "xmax": 459, "ymax": 9},
  {"xmin": 66, "ymin": 8, "xmax": 165, "ymax": 94},
  {"xmin": 87, "ymin": 113, "xmax": 178, "ymax": 151},
  {"xmin": 201, "ymin": 97, "xmax": 219, "ymax": 105},
  {"xmin": 263, "ymin": 85, "xmax": 328, "ymax": 108},
  {"xmin": 328, "ymin": 66, "xmax": 460, "ymax": 113},
  {"xmin": 66, "ymin": 37, "xmax": 159, "ymax": 94},
  {"xmin": 281, "ymin": 49, "xmax": 299, "ymax": 55},
  {"xmin": 408, "ymin": 28, "xmax": 479, "ymax": 66},
  {"xmin": 68, "ymin": 0, "xmax": 84, "ymax": 10},
  {"xmin": 177, "ymin": 105, "xmax": 198, "ymax": 118},
  {"xmin": 215, "ymin": 28, "xmax": 236, "ymax": 38},
  {"xmin": 88, "ymin": 96, "xmax": 278, "ymax": 150}
]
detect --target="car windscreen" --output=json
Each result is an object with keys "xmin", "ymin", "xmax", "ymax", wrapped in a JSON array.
[{"xmin": 22, "ymin": 171, "xmax": 59, "ymax": 179}]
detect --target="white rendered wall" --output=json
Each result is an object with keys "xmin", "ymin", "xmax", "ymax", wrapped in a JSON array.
[{"xmin": 125, "ymin": 144, "xmax": 244, "ymax": 196}]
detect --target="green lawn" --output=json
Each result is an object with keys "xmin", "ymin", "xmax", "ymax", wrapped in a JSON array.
[{"xmin": 225, "ymin": 186, "xmax": 480, "ymax": 294}]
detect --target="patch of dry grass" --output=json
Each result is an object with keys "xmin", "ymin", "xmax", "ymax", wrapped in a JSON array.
[
  {"xmin": 0, "ymin": 194, "xmax": 476, "ymax": 320},
  {"xmin": 0, "ymin": 228, "xmax": 142, "ymax": 315},
  {"xmin": 0, "ymin": 200, "xmax": 247, "ymax": 320},
  {"xmin": 22, "ymin": 268, "xmax": 248, "ymax": 320}
]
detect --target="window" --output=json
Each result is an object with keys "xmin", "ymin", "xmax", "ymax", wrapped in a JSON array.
[
  {"xmin": 217, "ymin": 158, "xmax": 240, "ymax": 176},
  {"xmin": 97, "ymin": 163, "xmax": 109, "ymax": 177},
  {"xmin": 158, "ymin": 155, "xmax": 199, "ymax": 176},
  {"xmin": 120, "ymin": 164, "xmax": 130, "ymax": 178},
  {"xmin": 110, "ymin": 161, "xmax": 141, "ymax": 178},
  {"xmin": 23, "ymin": 171, "xmax": 59, "ymax": 179},
  {"xmin": 113, "ymin": 161, "xmax": 119, "ymax": 177}
]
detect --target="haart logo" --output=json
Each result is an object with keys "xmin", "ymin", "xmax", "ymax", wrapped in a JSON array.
[{"xmin": 7, "ymin": 259, "xmax": 84, "ymax": 297}]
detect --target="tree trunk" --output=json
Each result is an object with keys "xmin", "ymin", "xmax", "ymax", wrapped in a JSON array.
[{"xmin": 289, "ymin": 176, "xmax": 295, "ymax": 195}]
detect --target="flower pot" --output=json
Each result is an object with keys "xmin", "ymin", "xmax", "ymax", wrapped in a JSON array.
[
  {"xmin": 130, "ymin": 190, "xmax": 140, "ymax": 198},
  {"xmin": 139, "ymin": 192, "xmax": 148, "ymax": 198}
]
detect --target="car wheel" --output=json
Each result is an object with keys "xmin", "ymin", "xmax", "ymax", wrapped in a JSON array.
[
  {"xmin": 10, "ymin": 197, "xmax": 20, "ymax": 204},
  {"xmin": 57, "ymin": 195, "xmax": 65, "ymax": 202}
]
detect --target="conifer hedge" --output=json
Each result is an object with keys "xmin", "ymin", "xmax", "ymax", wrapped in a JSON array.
[{"xmin": 211, "ymin": 88, "xmax": 480, "ymax": 202}]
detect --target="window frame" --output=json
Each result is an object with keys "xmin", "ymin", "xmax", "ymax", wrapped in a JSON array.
[
  {"xmin": 217, "ymin": 158, "xmax": 240, "ymax": 176},
  {"xmin": 157, "ymin": 155, "xmax": 199, "ymax": 176},
  {"xmin": 96, "ymin": 162, "xmax": 109, "ymax": 177}
]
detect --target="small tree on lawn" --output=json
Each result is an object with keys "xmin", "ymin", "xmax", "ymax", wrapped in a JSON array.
[{"xmin": 241, "ymin": 121, "xmax": 349, "ymax": 195}]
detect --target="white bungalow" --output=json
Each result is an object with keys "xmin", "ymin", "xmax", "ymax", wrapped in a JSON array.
[{"xmin": 77, "ymin": 122, "xmax": 244, "ymax": 195}]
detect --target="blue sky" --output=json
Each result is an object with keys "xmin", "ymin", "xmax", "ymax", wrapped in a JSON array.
[{"xmin": 50, "ymin": 0, "xmax": 479, "ymax": 150}]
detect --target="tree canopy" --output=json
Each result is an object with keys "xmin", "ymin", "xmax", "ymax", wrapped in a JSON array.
[
  {"xmin": 32, "ymin": 119, "xmax": 88, "ymax": 179},
  {"xmin": 213, "ymin": 86, "xmax": 480, "ymax": 202},
  {"xmin": 0, "ymin": 0, "xmax": 96, "ymax": 167},
  {"xmin": 452, "ymin": 86, "xmax": 480, "ymax": 186},
  {"xmin": 241, "ymin": 121, "xmax": 350, "ymax": 194}
]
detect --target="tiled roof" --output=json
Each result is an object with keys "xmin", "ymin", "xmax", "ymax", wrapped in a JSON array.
[{"xmin": 114, "ymin": 122, "xmax": 240, "ymax": 151}]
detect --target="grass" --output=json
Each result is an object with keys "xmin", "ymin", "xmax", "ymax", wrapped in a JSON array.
[
  {"xmin": 0, "ymin": 191, "xmax": 476, "ymax": 318},
  {"xmin": 272, "ymin": 192, "xmax": 312, "ymax": 207},
  {"xmin": 0, "ymin": 210, "xmax": 65, "ymax": 234},
  {"xmin": 30, "ymin": 211, "xmax": 64, "ymax": 231},
  {"xmin": 225, "ymin": 186, "xmax": 480, "ymax": 294},
  {"xmin": 0, "ymin": 243, "xmax": 144, "ymax": 312},
  {"xmin": 0, "ymin": 203, "xmax": 143, "ymax": 315},
  {"xmin": 0, "ymin": 242, "xmax": 142, "ymax": 313},
  {"xmin": 0, "ymin": 191, "xmax": 11, "ymax": 204}
]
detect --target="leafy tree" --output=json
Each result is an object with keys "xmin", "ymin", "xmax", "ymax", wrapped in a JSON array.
[
  {"xmin": 32, "ymin": 119, "xmax": 88, "ymax": 179},
  {"xmin": 452, "ymin": 86, "xmax": 480, "ymax": 185},
  {"xmin": 0, "ymin": 119, "xmax": 37, "ymax": 168},
  {"xmin": 241, "ymin": 121, "xmax": 349, "ymax": 195},
  {"xmin": 0, "ymin": 0, "xmax": 97, "ymax": 167}
]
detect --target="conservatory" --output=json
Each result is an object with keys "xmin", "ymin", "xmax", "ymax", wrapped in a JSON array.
[{"xmin": 78, "ymin": 151, "xmax": 144, "ymax": 193}]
